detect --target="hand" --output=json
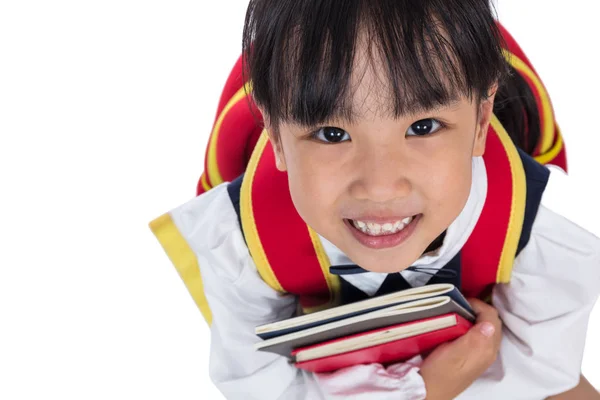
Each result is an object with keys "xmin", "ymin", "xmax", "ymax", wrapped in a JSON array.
[{"xmin": 419, "ymin": 298, "xmax": 503, "ymax": 400}]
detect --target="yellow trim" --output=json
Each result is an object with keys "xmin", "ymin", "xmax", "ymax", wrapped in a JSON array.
[
  {"xmin": 534, "ymin": 125, "xmax": 564, "ymax": 165},
  {"xmin": 491, "ymin": 115, "xmax": 527, "ymax": 283},
  {"xmin": 503, "ymin": 50, "xmax": 555, "ymax": 154},
  {"xmin": 207, "ymin": 84, "xmax": 252, "ymax": 186},
  {"xmin": 200, "ymin": 173, "xmax": 211, "ymax": 192},
  {"xmin": 240, "ymin": 131, "xmax": 286, "ymax": 293},
  {"xmin": 307, "ymin": 228, "xmax": 341, "ymax": 308},
  {"xmin": 149, "ymin": 213, "xmax": 213, "ymax": 325}
]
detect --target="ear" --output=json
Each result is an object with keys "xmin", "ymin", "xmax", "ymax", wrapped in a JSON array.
[
  {"xmin": 473, "ymin": 83, "xmax": 498, "ymax": 157},
  {"xmin": 261, "ymin": 114, "xmax": 287, "ymax": 172}
]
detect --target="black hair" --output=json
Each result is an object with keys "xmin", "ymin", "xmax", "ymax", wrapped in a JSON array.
[
  {"xmin": 242, "ymin": 0, "xmax": 540, "ymax": 153},
  {"xmin": 494, "ymin": 64, "xmax": 540, "ymax": 154}
]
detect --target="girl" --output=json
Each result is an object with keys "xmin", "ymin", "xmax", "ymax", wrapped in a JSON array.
[{"xmin": 150, "ymin": 1, "xmax": 600, "ymax": 398}]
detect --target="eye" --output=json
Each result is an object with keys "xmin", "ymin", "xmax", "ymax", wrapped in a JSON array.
[
  {"xmin": 311, "ymin": 127, "xmax": 351, "ymax": 144},
  {"xmin": 406, "ymin": 119, "xmax": 443, "ymax": 136}
]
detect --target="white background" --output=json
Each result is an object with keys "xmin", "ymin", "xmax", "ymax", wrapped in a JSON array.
[{"xmin": 0, "ymin": 1, "xmax": 598, "ymax": 399}]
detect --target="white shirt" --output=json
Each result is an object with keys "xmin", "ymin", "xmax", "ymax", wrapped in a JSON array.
[{"xmin": 157, "ymin": 157, "xmax": 600, "ymax": 400}]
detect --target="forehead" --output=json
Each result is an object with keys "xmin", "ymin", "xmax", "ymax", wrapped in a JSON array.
[
  {"xmin": 262, "ymin": 9, "xmax": 495, "ymax": 131},
  {"xmin": 341, "ymin": 36, "xmax": 464, "ymax": 123}
]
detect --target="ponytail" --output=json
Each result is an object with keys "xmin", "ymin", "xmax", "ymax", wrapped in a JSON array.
[{"xmin": 493, "ymin": 63, "xmax": 542, "ymax": 156}]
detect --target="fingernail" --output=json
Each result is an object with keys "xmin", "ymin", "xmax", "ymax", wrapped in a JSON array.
[{"xmin": 480, "ymin": 322, "xmax": 495, "ymax": 337}]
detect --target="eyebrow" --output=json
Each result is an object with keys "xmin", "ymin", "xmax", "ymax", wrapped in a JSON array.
[
  {"xmin": 327, "ymin": 97, "xmax": 464, "ymax": 124},
  {"xmin": 400, "ymin": 98, "xmax": 463, "ymax": 116},
  {"xmin": 290, "ymin": 98, "xmax": 464, "ymax": 134}
]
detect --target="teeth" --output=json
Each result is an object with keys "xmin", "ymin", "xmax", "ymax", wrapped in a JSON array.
[
  {"xmin": 367, "ymin": 223, "xmax": 381, "ymax": 235},
  {"xmin": 351, "ymin": 216, "xmax": 414, "ymax": 236}
]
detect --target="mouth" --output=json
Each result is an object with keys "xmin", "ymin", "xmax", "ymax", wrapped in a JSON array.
[{"xmin": 344, "ymin": 214, "xmax": 421, "ymax": 250}]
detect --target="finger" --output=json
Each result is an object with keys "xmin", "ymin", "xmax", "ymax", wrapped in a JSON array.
[
  {"xmin": 424, "ymin": 300, "xmax": 502, "ymax": 362},
  {"xmin": 468, "ymin": 299, "xmax": 501, "ymax": 325},
  {"xmin": 451, "ymin": 320, "xmax": 502, "ymax": 364},
  {"xmin": 467, "ymin": 298, "xmax": 496, "ymax": 317},
  {"xmin": 448, "ymin": 307, "xmax": 503, "ymax": 357},
  {"xmin": 471, "ymin": 312, "xmax": 503, "ymax": 355},
  {"xmin": 442, "ymin": 318, "xmax": 497, "ymax": 353},
  {"xmin": 468, "ymin": 299, "xmax": 502, "ymax": 343}
]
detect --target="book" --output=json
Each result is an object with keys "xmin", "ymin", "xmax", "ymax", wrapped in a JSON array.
[
  {"xmin": 292, "ymin": 313, "xmax": 471, "ymax": 373},
  {"xmin": 254, "ymin": 284, "xmax": 475, "ymax": 358},
  {"xmin": 256, "ymin": 283, "xmax": 472, "ymax": 340}
]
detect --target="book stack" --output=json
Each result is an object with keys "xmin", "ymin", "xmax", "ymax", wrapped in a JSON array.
[{"xmin": 254, "ymin": 283, "xmax": 475, "ymax": 373}]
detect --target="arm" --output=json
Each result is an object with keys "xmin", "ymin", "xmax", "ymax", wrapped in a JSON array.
[
  {"xmin": 546, "ymin": 375, "xmax": 600, "ymax": 400},
  {"xmin": 455, "ymin": 204, "xmax": 600, "ymax": 400},
  {"xmin": 540, "ymin": 166, "xmax": 600, "ymax": 400},
  {"xmin": 201, "ymin": 238, "xmax": 508, "ymax": 400},
  {"xmin": 492, "ymin": 253, "xmax": 599, "ymax": 397}
]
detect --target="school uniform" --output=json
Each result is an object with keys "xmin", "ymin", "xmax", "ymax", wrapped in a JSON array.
[{"xmin": 151, "ymin": 156, "xmax": 600, "ymax": 400}]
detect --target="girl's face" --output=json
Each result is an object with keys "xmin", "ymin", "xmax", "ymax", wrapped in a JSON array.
[{"xmin": 265, "ymin": 53, "xmax": 496, "ymax": 274}]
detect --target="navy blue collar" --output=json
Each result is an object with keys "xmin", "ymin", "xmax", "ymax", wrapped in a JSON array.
[
  {"xmin": 329, "ymin": 264, "xmax": 458, "ymax": 279},
  {"xmin": 332, "ymin": 252, "xmax": 462, "ymax": 303}
]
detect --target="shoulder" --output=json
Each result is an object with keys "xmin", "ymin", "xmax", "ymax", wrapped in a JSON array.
[
  {"xmin": 538, "ymin": 164, "xmax": 600, "ymax": 236},
  {"xmin": 153, "ymin": 183, "xmax": 250, "ymax": 281},
  {"xmin": 528, "ymin": 205, "xmax": 600, "ymax": 275},
  {"xmin": 533, "ymin": 164, "xmax": 599, "ymax": 251},
  {"xmin": 512, "ymin": 166, "xmax": 600, "ymax": 302},
  {"xmin": 168, "ymin": 183, "xmax": 239, "ymax": 248}
]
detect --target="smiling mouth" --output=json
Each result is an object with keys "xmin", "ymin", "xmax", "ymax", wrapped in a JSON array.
[
  {"xmin": 344, "ymin": 214, "xmax": 422, "ymax": 250},
  {"xmin": 346, "ymin": 216, "xmax": 416, "ymax": 236}
]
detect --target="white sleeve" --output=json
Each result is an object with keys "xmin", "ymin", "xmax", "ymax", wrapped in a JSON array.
[
  {"xmin": 163, "ymin": 184, "xmax": 428, "ymax": 400},
  {"xmin": 457, "ymin": 168, "xmax": 600, "ymax": 400}
]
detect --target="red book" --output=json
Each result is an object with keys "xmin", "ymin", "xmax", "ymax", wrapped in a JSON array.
[{"xmin": 292, "ymin": 313, "xmax": 471, "ymax": 373}]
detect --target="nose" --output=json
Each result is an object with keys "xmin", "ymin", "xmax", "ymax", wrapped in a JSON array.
[{"xmin": 349, "ymin": 143, "xmax": 412, "ymax": 203}]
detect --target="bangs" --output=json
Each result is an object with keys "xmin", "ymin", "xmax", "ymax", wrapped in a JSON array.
[{"xmin": 243, "ymin": 0, "xmax": 508, "ymax": 130}]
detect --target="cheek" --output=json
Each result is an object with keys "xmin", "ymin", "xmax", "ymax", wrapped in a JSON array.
[
  {"xmin": 422, "ymin": 151, "xmax": 473, "ymax": 217},
  {"xmin": 285, "ymin": 150, "xmax": 343, "ymax": 227},
  {"xmin": 408, "ymin": 134, "xmax": 473, "ymax": 212}
]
